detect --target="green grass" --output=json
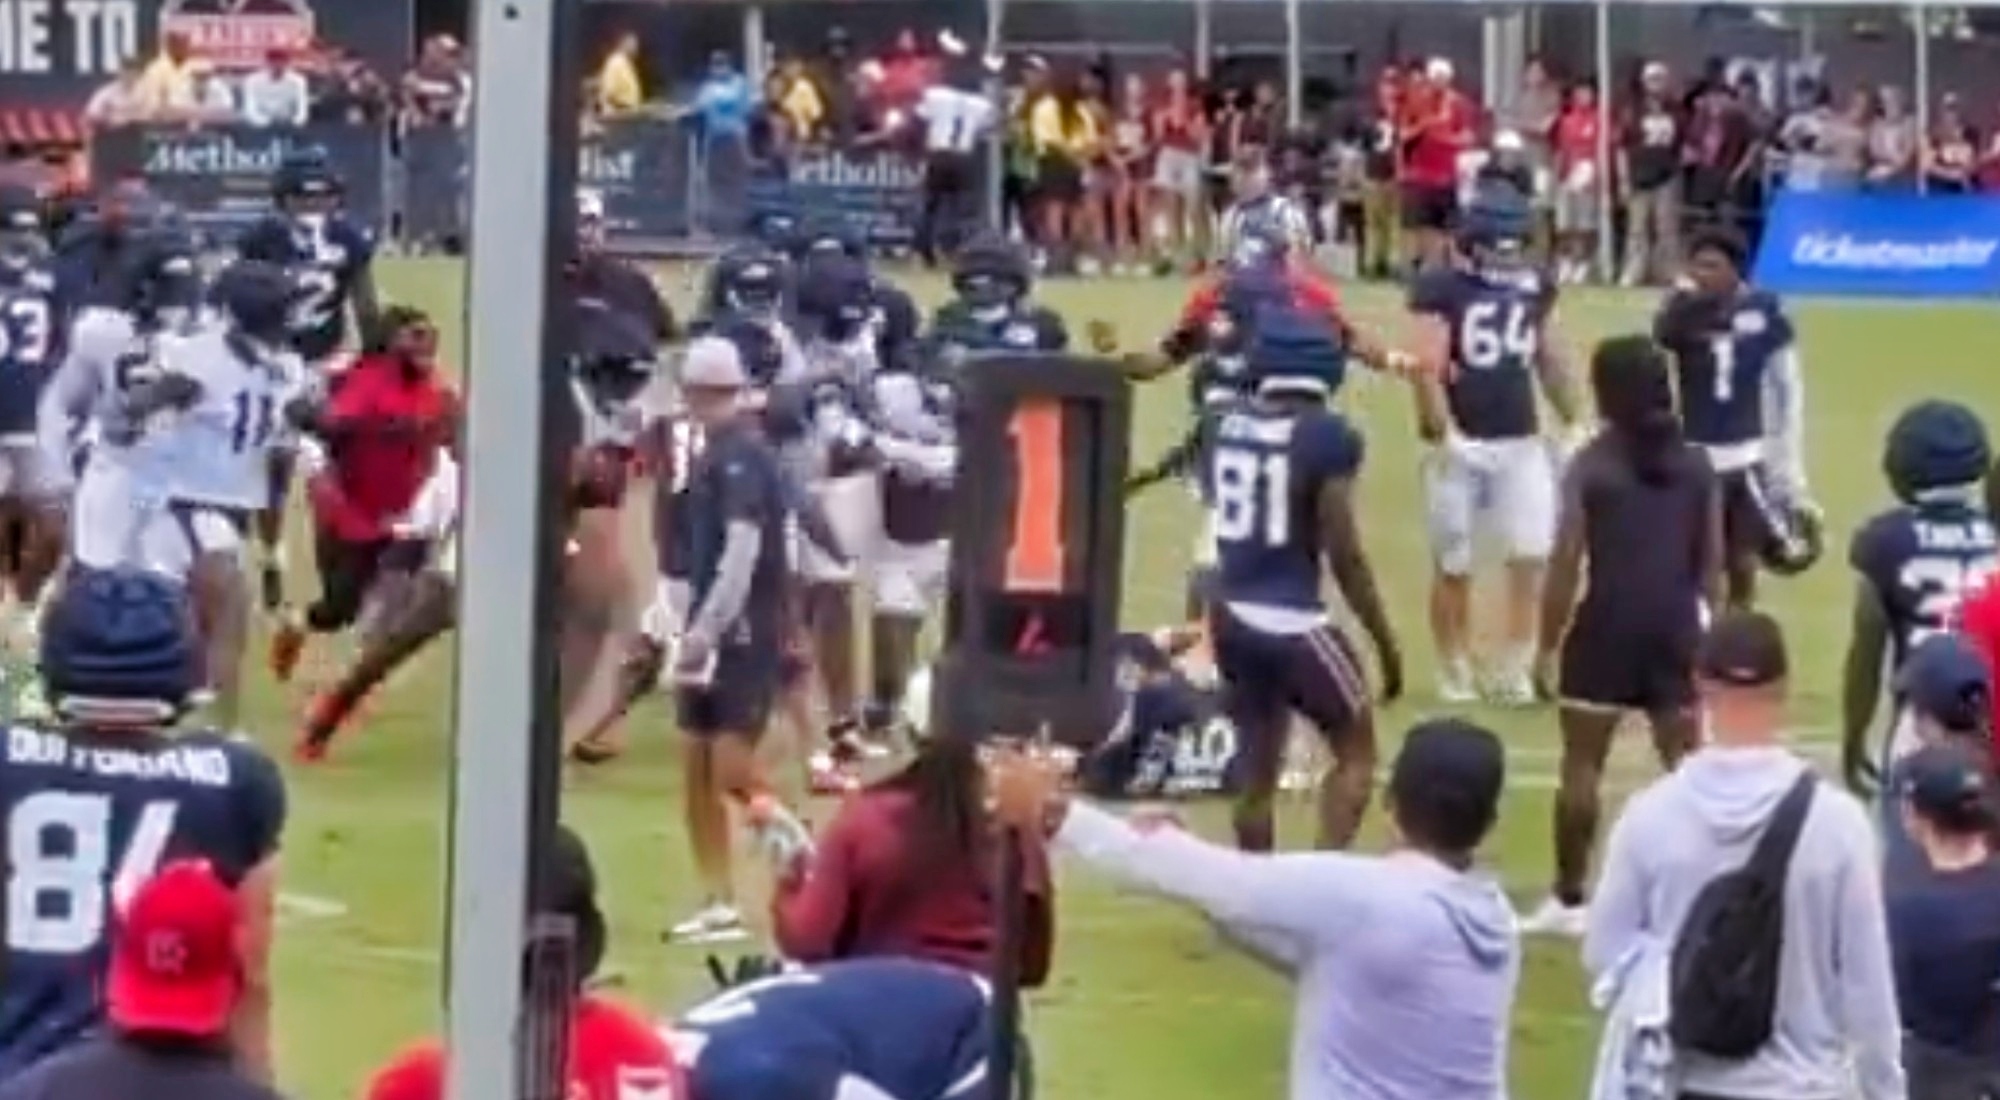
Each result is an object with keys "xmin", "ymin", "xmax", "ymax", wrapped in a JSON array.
[{"xmin": 256, "ymin": 262, "xmax": 2000, "ymax": 1099}]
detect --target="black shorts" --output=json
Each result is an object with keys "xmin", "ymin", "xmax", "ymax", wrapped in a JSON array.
[
  {"xmin": 675, "ymin": 639, "xmax": 779, "ymax": 737},
  {"xmin": 1400, "ymin": 182, "xmax": 1458, "ymax": 230},
  {"xmin": 309, "ymin": 532, "xmax": 430, "ymax": 631},
  {"xmin": 1719, "ymin": 463, "xmax": 1785, "ymax": 564},
  {"xmin": 1210, "ymin": 605, "xmax": 1370, "ymax": 780},
  {"xmin": 1036, "ymin": 154, "xmax": 1082, "ymax": 204},
  {"xmin": 1558, "ymin": 607, "xmax": 1700, "ymax": 714}
]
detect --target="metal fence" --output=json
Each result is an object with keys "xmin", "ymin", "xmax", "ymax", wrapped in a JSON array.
[{"xmin": 90, "ymin": 119, "xmax": 964, "ymax": 257}]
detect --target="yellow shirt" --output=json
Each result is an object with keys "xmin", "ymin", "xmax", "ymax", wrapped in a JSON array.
[
  {"xmin": 1069, "ymin": 106, "xmax": 1103, "ymax": 157},
  {"xmin": 137, "ymin": 54, "xmax": 192, "ymax": 116},
  {"xmin": 1028, "ymin": 95, "xmax": 1065, "ymax": 155},
  {"xmin": 596, "ymin": 53, "xmax": 641, "ymax": 114},
  {"xmin": 780, "ymin": 77, "xmax": 823, "ymax": 136}
]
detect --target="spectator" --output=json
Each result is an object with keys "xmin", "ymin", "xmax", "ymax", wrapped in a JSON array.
[
  {"xmin": 1500, "ymin": 56, "xmax": 1561, "ymax": 208},
  {"xmin": 1926, "ymin": 92, "xmax": 1980, "ymax": 193},
  {"xmin": 1778, "ymin": 84, "xmax": 1857, "ymax": 192},
  {"xmin": 311, "ymin": 52, "xmax": 391, "ymax": 126},
  {"xmin": 137, "ymin": 32, "xmax": 194, "ymax": 119},
  {"xmin": 366, "ymin": 826, "xmax": 684, "ymax": 1100},
  {"xmin": 1979, "ymin": 109, "xmax": 2000, "ymax": 191},
  {"xmin": 1880, "ymin": 634, "xmax": 1996, "ymax": 884},
  {"xmin": 241, "ymin": 49, "xmax": 310, "ymax": 128},
  {"xmin": 1619, "ymin": 60, "xmax": 1685, "ymax": 285},
  {"xmin": 1107, "ymin": 71, "xmax": 1153, "ymax": 272},
  {"xmin": 1399, "ymin": 57, "xmax": 1475, "ymax": 270},
  {"xmin": 775, "ymin": 58, "xmax": 826, "ymax": 144},
  {"xmin": 1358, "ymin": 67, "xmax": 1404, "ymax": 278},
  {"xmin": 1682, "ymin": 84, "xmax": 1756, "ymax": 235},
  {"xmin": 171, "ymin": 59, "xmax": 238, "ymax": 125},
  {"xmin": 84, "ymin": 60, "xmax": 151, "ymax": 129},
  {"xmin": 748, "ymin": 71, "xmax": 796, "ymax": 162},
  {"xmin": 695, "ymin": 52, "xmax": 752, "ymax": 144},
  {"xmin": 1866, "ymin": 84, "xmax": 1919, "ymax": 188},
  {"xmin": 404, "ymin": 35, "xmax": 471, "ymax": 129},
  {"xmin": 1887, "ymin": 740, "xmax": 2000, "ymax": 1100},
  {"xmin": 874, "ymin": 29, "xmax": 935, "ymax": 124},
  {"xmin": 1074, "ymin": 71, "xmax": 1114, "ymax": 273},
  {"xmin": 990, "ymin": 717, "xmax": 1519, "ymax": 1100},
  {"xmin": 0, "ymin": 862, "xmax": 283, "ymax": 1100},
  {"xmin": 1149, "ymin": 66, "xmax": 1208, "ymax": 264},
  {"xmin": 594, "ymin": 32, "xmax": 643, "ymax": 117},
  {"xmin": 1551, "ymin": 81, "xmax": 1602, "ymax": 284},
  {"xmin": 773, "ymin": 735, "xmax": 1054, "ymax": 981},
  {"xmin": 1241, "ymin": 79, "xmax": 1284, "ymax": 153},
  {"xmin": 1584, "ymin": 610, "xmax": 1905, "ymax": 1100},
  {"xmin": 1954, "ymin": 463, "xmax": 2000, "ymax": 735}
]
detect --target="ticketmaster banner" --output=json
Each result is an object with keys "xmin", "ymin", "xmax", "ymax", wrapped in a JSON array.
[
  {"xmin": 92, "ymin": 123, "xmax": 388, "ymax": 239},
  {"xmin": 1753, "ymin": 190, "xmax": 2000, "ymax": 299}
]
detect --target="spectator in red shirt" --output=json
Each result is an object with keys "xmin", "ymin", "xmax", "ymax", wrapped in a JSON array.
[
  {"xmin": 1551, "ymin": 82, "xmax": 1604, "ymax": 284},
  {"xmin": 1398, "ymin": 57, "xmax": 1475, "ymax": 270},
  {"xmin": 772, "ymin": 735, "xmax": 1054, "ymax": 984},
  {"xmin": 1953, "ymin": 463, "xmax": 2000, "ymax": 749},
  {"xmin": 367, "ymin": 826, "xmax": 686, "ymax": 1100},
  {"xmin": 270, "ymin": 305, "xmax": 458, "ymax": 691}
]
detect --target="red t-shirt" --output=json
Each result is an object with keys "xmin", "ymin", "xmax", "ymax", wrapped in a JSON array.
[
  {"xmin": 312, "ymin": 356, "xmax": 458, "ymax": 542},
  {"xmin": 366, "ymin": 996, "xmax": 684, "ymax": 1100},
  {"xmin": 1152, "ymin": 99, "xmax": 1202, "ymax": 154},
  {"xmin": 1954, "ymin": 577, "xmax": 2000, "ymax": 755},
  {"xmin": 1401, "ymin": 87, "xmax": 1473, "ymax": 189},
  {"xmin": 1175, "ymin": 267, "xmax": 1348, "ymax": 346},
  {"xmin": 1553, "ymin": 106, "xmax": 1601, "ymax": 177}
]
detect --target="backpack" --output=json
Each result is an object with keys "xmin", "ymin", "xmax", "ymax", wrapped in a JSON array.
[{"xmin": 1669, "ymin": 771, "xmax": 1818, "ymax": 1059}]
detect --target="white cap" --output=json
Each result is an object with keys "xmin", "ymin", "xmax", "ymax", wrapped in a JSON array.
[
  {"xmin": 1493, "ymin": 128, "xmax": 1524, "ymax": 153},
  {"xmin": 680, "ymin": 336, "xmax": 747, "ymax": 390},
  {"xmin": 1426, "ymin": 57, "xmax": 1454, "ymax": 83},
  {"xmin": 577, "ymin": 189, "xmax": 605, "ymax": 221}
]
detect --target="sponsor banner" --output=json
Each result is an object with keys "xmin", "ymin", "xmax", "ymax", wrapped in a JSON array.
[
  {"xmin": 1753, "ymin": 190, "xmax": 2000, "ymax": 299},
  {"xmin": 0, "ymin": 0, "xmax": 412, "ymax": 108},
  {"xmin": 90, "ymin": 122, "xmax": 386, "ymax": 237},
  {"xmin": 746, "ymin": 146, "xmax": 940, "ymax": 248}
]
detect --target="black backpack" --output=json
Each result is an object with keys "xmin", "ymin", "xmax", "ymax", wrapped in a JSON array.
[{"xmin": 1669, "ymin": 771, "xmax": 1818, "ymax": 1059}]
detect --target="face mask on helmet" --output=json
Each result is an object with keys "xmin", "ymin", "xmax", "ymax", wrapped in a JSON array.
[
  {"xmin": 577, "ymin": 353, "xmax": 654, "ymax": 408},
  {"xmin": 725, "ymin": 261, "xmax": 783, "ymax": 318},
  {"xmin": 1886, "ymin": 402, "xmax": 1993, "ymax": 503}
]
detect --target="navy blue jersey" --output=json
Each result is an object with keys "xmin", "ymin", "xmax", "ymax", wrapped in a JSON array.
[
  {"xmin": 1653, "ymin": 287, "xmax": 1795, "ymax": 448},
  {"xmin": 1850, "ymin": 502, "xmax": 1999, "ymax": 666},
  {"xmin": 51, "ymin": 222, "xmax": 135, "ymax": 318},
  {"xmin": 924, "ymin": 301, "xmax": 1068, "ymax": 365},
  {"xmin": 1201, "ymin": 401, "xmax": 1364, "ymax": 613},
  {"xmin": 1407, "ymin": 265, "xmax": 1554, "ymax": 440},
  {"xmin": 1082, "ymin": 671, "xmax": 1236, "ymax": 799},
  {"xmin": 681, "ymin": 421, "xmax": 790, "ymax": 643},
  {"xmin": 677, "ymin": 959, "xmax": 993, "ymax": 1100},
  {"xmin": 0, "ymin": 725, "xmax": 286, "ymax": 1077},
  {"xmin": 0, "ymin": 267, "xmax": 59, "ymax": 438},
  {"xmin": 235, "ymin": 213, "xmax": 375, "ymax": 362}
]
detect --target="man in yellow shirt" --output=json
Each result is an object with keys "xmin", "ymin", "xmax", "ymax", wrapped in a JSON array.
[
  {"xmin": 595, "ymin": 32, "xmax": 643, "ymax": 116},
  {"xmin": 138, "ymin": 32, "xmax": 195, "ymax": 118},
  {"xmin": 777, "ymin": 60, "xmax": 824, "ymax": 141}
]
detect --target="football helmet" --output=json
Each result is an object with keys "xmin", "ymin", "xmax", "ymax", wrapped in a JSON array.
[
  {"xmin": 1885, "ymin": 400, "xmax": 1992, "ymax": 503},
  {"xmin": 951, "ymin": 233, "xmax": 1030, "ymax": 315},
  {"xmin": 1250, "ymin": 307, "xmax": 1346, "ymax": 400},
  {"xmin": 41, "ymin": 567, "xmax": 200, "ymax": 720},
  {"xmin": 212, "ymin": 258, "xmax": 300, "ymax": 346},
  {"xmin": 0, "ymin": 184, "xmax": 46, "ymax": 277}
]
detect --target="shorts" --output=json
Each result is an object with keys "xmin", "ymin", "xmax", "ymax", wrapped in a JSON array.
[
  {"xmin": 1153, "ymin": 147, "xmax": 1204, "ymax": 196},
  {"xmin": 1400, "ymin": 182, "xmax": 1458, "ymax": 230},
  {"xmin": 70, "ymin": 464, "xmax": 174, "ymax": 572},
  {"xmin": 1424, "ymin": 436, "xmax": 1558, "ymax": 575},
  {"xmin": 1554, "ymin": 184, "xmax": 1599, "ymax": 233},
  {"xmin": 147, "ymin": 500, "xmax": 253, "ymax": 581},
  {"xmin": 0, "ymin": 438, "xmax": 48, "ymax": 499},
  {"xmin": 873, "ymin": 537, "xmax": 947, "ymax": 617},
  {"xmin": 391, "ymin": 452, "xmax": 461, "ymax": 541},
  {"xmin": 1210, "ymin": 603, "xmax": 1371, "ymax": 770},
  {"xmin": 1719, "ymin": 463, "xmax": 1786, "ymax": 564},
  {"xmin": 1557, "ymin": 606, "xmax": 1700, "ymax": 713},
  {"xmin": 674, "ymin": 639, "xmax": 779, "ymax": 737},
  {"xmin": 1037, "ymin": 154, "xmax": 1083, "ymax": 204},
  {"xmin": 797, "ymin": 473, "xmax": 879, "ymax": 585}
]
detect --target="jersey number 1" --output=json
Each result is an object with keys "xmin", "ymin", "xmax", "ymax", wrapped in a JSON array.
[
  {"xmin": 6, "ymin": 793, "xmax": 179, "ymax": 954},
  {"xmin": 1004, "ymin": 401, "xmax": 1066, "ymax": 593}
]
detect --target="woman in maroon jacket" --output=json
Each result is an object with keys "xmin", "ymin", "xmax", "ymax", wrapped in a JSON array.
[{"xmin": 772, "ymin": 736, "xmax": 1054, "ymax": 984}]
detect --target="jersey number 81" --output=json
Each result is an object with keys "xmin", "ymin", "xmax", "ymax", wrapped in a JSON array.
[{"xmin": 1213, "ymin": 446, "xmax": 1291, "ymax": 546}]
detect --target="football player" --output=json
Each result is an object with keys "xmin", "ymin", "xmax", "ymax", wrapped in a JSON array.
[
  {"xmin": 666, "ymin": 957, "xmax": 1008, "ymax": 1100},
  {"xmin": 1200, "ymin": 309, "xmax": 1401, "ymax": 852},
  {"xmin": 793, "ymin": 221, "xmax": 920, "ymax": 371},
  {"xmin": 0, "ymin": 568, "xmax": 285, "ymax": 1080},
  {"xmin": 125, "ymin": 260, "xmax": 310, "ymax": 732},
  {"xmin": 926, "ymin": 234, "xmax": 1070, "ymax": 359},
  {"xmin": 571, "ymin": 189, "xmax": 677, "ymax": 346},
  {"xmin": 236, "ymin": 149, "xmax": 382, "ymax": 612},
  {"xmin": 1841, "ymin": 400, "xmax": 1996, "ymax": 796},
  {"xmin": 1653, "ymin": 227, "xmax": 1816, "ymax": 610},
  {"xmin": 49, "ymin": 180, "xmax": 158, "ymax": 314},
  {"xmin": 1523, "ymin": 335, "xmax": 1717, "ymax": 937},
  {"xmin": 1215, "ymin": 146, "xmax": 1315, "ymax": 261},
  {"xmin": 1406, "ymin": 179, "xmax": 1584, "ymax": 704},
  {"xmin": 0, "ymin": 187, "xmax": 64, "ymax": 641},
  {"xmin": 1078, "ymin": 632, "xmax": 1238, "ymax": 800}
]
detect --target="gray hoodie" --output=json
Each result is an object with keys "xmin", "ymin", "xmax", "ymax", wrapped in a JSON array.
[
  {"xmin": 1584, "ymin": 746, "xmax": 1906, "ymax": 1100},
  {"xmin": 1057, "ymin": 802, "xmax": 1519, "ymax": 1100}
]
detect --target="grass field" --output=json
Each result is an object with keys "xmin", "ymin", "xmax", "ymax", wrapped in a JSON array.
[{"xmin": 250, "ymin": 260, "xmax": 2000, "ymax": 1100}]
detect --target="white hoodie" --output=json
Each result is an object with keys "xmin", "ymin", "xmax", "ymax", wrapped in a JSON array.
[{"xmin": 1584, "ymin": 746, "xmax": 1907, "ymax": 1100}]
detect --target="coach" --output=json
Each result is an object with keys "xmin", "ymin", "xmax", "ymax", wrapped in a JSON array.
[
  {"xmin": 0, "ymin": 862, "xmax": 282, "ymax": 1100},
  {"xmin": 992, "ymin": 717, "xmax": 1517, "ymax": 1100}
]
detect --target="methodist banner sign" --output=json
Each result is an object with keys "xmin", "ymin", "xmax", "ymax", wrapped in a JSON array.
[
  {"xmin": 91, "ymin": 122, "xmax": 386, "ymax": 236},
  {"xmin": 1753, "ymin": 191, "xmax": 2000, "ymax": 299},
  {"xmin": 0, "ymin": 0, "xmax": 413, "ymax": 108}
]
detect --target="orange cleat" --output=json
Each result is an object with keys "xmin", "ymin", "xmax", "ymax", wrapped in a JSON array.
[{"xmin": 268, "ymin": 620, "xmax": 307, "ymax": 683}]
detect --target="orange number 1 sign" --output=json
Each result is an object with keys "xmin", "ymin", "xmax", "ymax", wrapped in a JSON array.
[{"xmin": 1004, "ymin": 400, "xmax": 1066, "ymax": 593}]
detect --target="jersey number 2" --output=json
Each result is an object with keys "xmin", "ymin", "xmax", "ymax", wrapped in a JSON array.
[
  {"xmin": 1004, "ymin": 402, "xmax": 1065, "ymax": 593},
  {"xmin": 6, "ymin": 793, "xmax": 179, "ymax": 954}
]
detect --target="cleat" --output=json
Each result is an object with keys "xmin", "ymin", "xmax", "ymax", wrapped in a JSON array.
[{"xmin": 268, "ymin": 620, "xmax": 307, "ymax": 683}]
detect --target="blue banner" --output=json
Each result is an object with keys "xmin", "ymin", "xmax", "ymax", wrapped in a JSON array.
[
  {"xmin": 91, "ymin": 122, "xmax": 387, "ymax": 240},
  {"xmin": 1752, "ymin": 190, "xmax": 2000, "ymax": 299}
]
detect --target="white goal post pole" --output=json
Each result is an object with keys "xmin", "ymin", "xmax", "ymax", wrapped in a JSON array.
[{"xmin": 1595, "ymin": 0, "xmax": 1615, "ymax": 279}]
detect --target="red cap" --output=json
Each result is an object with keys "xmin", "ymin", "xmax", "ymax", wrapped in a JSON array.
[{"xmin": 106, "ymin": 860, "xmax": 242, "ymax": 1036}]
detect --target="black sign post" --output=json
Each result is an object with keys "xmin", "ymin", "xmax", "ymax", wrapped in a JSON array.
[{"xmin": 934, "ymin": 353, "xmax": 1130, "ymax": 1099}]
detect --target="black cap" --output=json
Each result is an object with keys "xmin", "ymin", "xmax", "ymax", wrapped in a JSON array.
[
  {"xmin": 541, "ymin": 825, "xmax": 606, "ymax": 981},
  {"xmin": 1698, "ymin": 610, "xmax": 1789, "ymax": 688},
  {"xmin": 1899, "ymin": 741, "xmax": 1996, "ymax": 833},
  {"xmin": 1388, "ymin": 718, "xmax": 1506, "ymax": 852},
  {"xmin": 1896, "ymin": 634, "xmax": 1993, "ymax": 734}
]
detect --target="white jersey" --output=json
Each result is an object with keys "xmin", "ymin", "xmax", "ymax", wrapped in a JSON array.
[
  {"xmin": 37, "ymin": 307, "xmax": 195, "ymax": 500},
  {"xmin": 157, "ymin": 325, "xmax": 305, "ymax": 511},
  {"xmin": 917, "ymin": 86, "xmax": 994, "ymax": 154}
]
